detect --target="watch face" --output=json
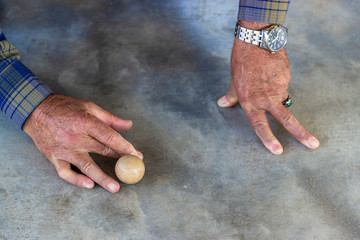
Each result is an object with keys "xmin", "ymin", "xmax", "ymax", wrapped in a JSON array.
[{"xmin": 267, "ymin": 27, "xmax": 287, "ymax": 52}]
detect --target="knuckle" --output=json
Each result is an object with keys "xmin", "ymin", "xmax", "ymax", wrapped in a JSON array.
[
  {"xmin": 57, "ymin": 168, "xmax": 69, "ymax": 180},
  {"xmin": 245, "ymin": 108, "xmax": 258, "ymax": 118},
  {"xmin": 81, "ymin": 161, "xmax": 94, "ymax": 175},
  {"xmin": 101, "ymin": 145, "xmax": 112, "ymax": 156},
  {"xmin": 82, "ymin": 99, "xmax": 93, "ymax": 107},
  {"xmin": 122, "ymin": 141, "xmax": 133, "ymax": 151},
  {"xmin": 300, "ymin": 131, "xmax": 309, "ymax": 139},
  {"xmin": 282, "ymin": 113, "xmax": 295, "ymax": 126},
  {"xmin": 82, "ymin": 111, "xmax": 94, "ymax": 123},
  {"xmin": 83, "ymin": 101, "xmax": 98, "ymax": 112},
  {"xmin": 254, "ymin": 121, "xmax": 268, "ymax": 129},
  {"xmin": 253, "ymin": 121, "xmax": 269, "ymax": 134},
  {"xmin": 98, "ymin": 175, "xmax": 110, "ymax": 186},
  {"xmin": 228, "ymin": 92, "xmax": 238, "ymax": 102},
  {"xmin": 264, "ymin": 100, "xmax": 276, "ymax": 111},
  {"xmin": 105, "ymin": 133, "xmax": 117, "ymax": 145}
]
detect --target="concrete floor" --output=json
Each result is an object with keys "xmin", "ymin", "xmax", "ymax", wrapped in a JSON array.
[{"xmin": 1, "ymin": 0, "xmax": 360, "ymax": 239}]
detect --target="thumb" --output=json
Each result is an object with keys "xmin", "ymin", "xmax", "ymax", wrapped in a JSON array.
[{"xmin": 217, "ymin": 84, "xmax": 238, "ymax": 108}]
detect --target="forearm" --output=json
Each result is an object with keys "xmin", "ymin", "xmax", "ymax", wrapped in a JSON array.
[
  {"xmin": 0, "ymin": 29, "xmax": 53, "ymax": 129},
  {"xmin": 237, "ymin": 0, "xmax": 291, "ymax": 25}
]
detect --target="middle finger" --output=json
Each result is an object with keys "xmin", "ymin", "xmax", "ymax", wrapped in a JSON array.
[{"xmin": 243, "ymin": 105, "xmax": 283, "ymax": 154}]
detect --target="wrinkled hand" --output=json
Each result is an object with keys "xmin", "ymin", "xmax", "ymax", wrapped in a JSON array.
[
  {"xmin": 218, "ymin": 21, "xmax": 319, "ymax": 154},
  {"xmin": 23, "ymin": 94, "xmax": 143, "ymax": 193}
]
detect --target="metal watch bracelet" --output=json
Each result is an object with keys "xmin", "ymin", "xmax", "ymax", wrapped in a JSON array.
[{"xmin": 234, "ymin": 24, "xmax": 263, "ymax": 47}]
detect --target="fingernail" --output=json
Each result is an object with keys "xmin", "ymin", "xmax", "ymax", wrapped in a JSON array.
[
  {"xmin": 308, "ymin": 137, "xmax": 320, "ymax": 149},
  {"xmin": 108, "ymin": 182, "xmax": 119, "ymax": 193},
  {"xmin": 137, "ymin": 151, "xmax": 143, "ymax": 160},
  {"xmin": 217, "ymin": 96, "xmax": 227, "ymax": 106},
  {"xmin": 273, "ymin": 144, "xmax": 283, "ymax": 154},
  {"xmin": 130, "ymin": 151, "xmax": 143, "ymax": 160},
  {"xmin": 84, "ymin": 181, "xmax": 94, "ymax": 189}
]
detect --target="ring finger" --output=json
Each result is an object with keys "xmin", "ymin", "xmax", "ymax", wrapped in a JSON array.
[
  {"xmin": 54, "ymin": 159, "xmax": 94, "ymax": 189},
  {"xmin": 66, "ymin": 152, "xmax": 120, "ymax": 193},
  {"xmin": 269, "ymin": 104, "xmax": 320, "ymax": 149}
]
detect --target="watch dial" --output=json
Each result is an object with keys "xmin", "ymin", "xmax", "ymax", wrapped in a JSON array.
[{"xmin": 267, "ymin": 27, "xmax": 287, "ymax": 51}]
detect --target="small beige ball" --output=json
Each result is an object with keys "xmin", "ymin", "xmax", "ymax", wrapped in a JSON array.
[{"xmin": 115, "ymin": 155, "xmax": 145, "ymax": 184}]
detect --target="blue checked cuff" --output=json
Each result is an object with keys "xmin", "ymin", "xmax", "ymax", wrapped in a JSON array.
[
  {"xmin": 0, "ymin": 31, "xmax": 53, "ymax": 129},
  {"xmin": 238, "ymin": 0, "xmax": 291, "ymax": 24}
]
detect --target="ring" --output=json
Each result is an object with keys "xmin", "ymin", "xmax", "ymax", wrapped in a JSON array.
[{"xmin": 282, "ymin": 95, "xmax": 292, "ymax": 108}]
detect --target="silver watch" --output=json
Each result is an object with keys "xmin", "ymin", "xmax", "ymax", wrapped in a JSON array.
[{"xmin": 234, "ymin": 23, "xmax": 288, "ymax": 53}]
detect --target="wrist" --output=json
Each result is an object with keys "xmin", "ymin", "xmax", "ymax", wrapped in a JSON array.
[
  {"xmin": 237, "ymin": 20, "xmax": 273, "ymax": 30},
  {"xmin": 23, "ymin": 94, "xmax": 58, "ymax": 134},
  {"xmin": 235, "ymin": 21, "xmax": 288, "ymax": 53}
]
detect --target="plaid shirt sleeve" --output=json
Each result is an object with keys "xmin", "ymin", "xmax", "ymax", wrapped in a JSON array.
[
  {"xmin": 0, "ymin": 30, "xmax": 53, "ymax": 129},
  {"xmin": 238, "ymin": 0, "xmax": 291, "ymax": 24}
]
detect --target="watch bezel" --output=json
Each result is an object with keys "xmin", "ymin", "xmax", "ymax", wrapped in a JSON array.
[{"xmin": 264, "ymin": 25, "xmax": 288, "ymax": 52}]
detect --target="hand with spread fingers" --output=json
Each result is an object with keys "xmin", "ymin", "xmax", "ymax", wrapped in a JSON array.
[
  {"xmin": 218, "ymin": 21, "xmax": 319, "ymax": 154},
  {"xmin": 23, "ymin": 94, "xmax": 143, "ymax": 193}
]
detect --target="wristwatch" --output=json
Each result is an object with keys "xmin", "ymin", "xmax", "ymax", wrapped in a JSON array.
[{"xmin": 234, "ymin": 23, "xmax": 288, "ymax": 53}]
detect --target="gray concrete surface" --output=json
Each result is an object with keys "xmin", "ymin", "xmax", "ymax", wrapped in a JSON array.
[{"xmin": 1, "ymin": 0, "xmax": 359, "ymax": 239}]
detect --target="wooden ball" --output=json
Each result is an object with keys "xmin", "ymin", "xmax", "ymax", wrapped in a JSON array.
[{"xmin": 115, "ymin": 155, "xmax": 145, "ymax": 184}]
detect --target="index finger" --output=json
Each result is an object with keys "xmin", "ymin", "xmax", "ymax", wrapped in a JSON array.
[
  {"xmin": 86, "ymin": 102, "xmax": 133, "ymax": 132},
  {"xmin": 269, "ymin": 104, "xmax": 320, "ymax": 149},
  {"xmin": 86, "ymin": 115, "xmax": 143, "ymax": 159}
]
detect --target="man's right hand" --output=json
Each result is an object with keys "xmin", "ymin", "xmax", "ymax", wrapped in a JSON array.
[
  {"xmin": 23, "ymin": 94, "xmax": 143, "ymax": 193},
  {"xmin": 217, "ymin": 21, "xmax": 319, "ymax": 154}
]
